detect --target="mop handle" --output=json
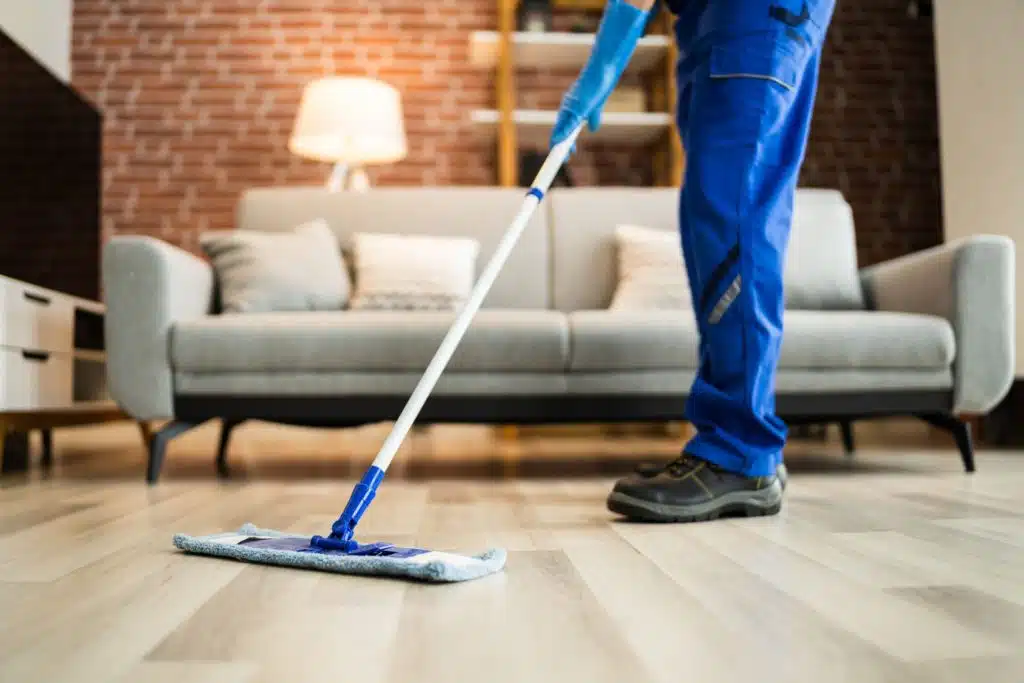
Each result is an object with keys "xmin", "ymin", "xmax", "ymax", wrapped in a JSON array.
[
  {"xmin": 311, "ymin": 125, "xmax": 584, "ymax": 549},
  {"xmin": 370, "ymin": 125, "xmax": 583, "ymax": 474}
]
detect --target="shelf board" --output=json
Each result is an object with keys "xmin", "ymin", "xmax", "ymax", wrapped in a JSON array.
[
  {"xmin": 66, "ymin": 400, "xmax": 118, "ymax": 412},
  {"xmin": 73, "ymin": 349, "xmax": 105, "ymax": 362},
  {"xmin": 469, "ymin": 31, "xmax": 671, "ymax": 73},
  {"xmin": 470, "ymin": 109, "xmax": 673, "ymax": 145},
  {"xmin": 2, "ymin": 399, "xmax": 120, "ymax": 419}
]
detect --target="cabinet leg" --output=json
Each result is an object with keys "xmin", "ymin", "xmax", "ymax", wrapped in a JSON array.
[
  {"xmin": 497, "ymin": 426, "xmax": 519, "ymax": 441},
  {"xmin": 40, "ymin": 429, "xmax": 53, "ymax": 468},
  {"xmin": 1, "ymin": 429, "xmax": 30, "ymax": 475},
  {"xmin": 839, "ymin": 420, "xmax": 856, "ymax": 457}
]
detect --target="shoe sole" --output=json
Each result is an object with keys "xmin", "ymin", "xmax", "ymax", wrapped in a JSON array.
[{"xmin": 607, "ymin": 483, "xmax": 783, "ymax": 523}]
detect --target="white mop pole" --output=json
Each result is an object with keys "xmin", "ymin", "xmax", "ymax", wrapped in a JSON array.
[{"xmin": 371, "ymin": 124, "xmax": 583, "ymax": 473}]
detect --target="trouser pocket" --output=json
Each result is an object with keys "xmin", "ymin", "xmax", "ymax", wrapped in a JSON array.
[
  {"xmin": 708, "ymin": 32, "xmax": 803, "ymax": 90},
  {"xmin": 687, "ymin": 32, "xmax": 810, "ymax": 164}
]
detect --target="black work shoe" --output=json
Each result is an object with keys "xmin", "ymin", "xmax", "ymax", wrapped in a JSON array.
[
  {"xmin": 609, "ymin": 453, "xmax": 783, "ymax": 522},
  {"xmin": 634, "ymin": 460, "xmax": 788, "ymax": 491}
]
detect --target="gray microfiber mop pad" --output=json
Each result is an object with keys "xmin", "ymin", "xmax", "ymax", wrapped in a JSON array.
[{"xmin": 172, "ymin": 523, "xmax": 507, "ymax": 583}]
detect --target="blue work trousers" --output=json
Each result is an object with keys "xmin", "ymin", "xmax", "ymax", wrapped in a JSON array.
[{"xmin": 672, "ymin": 0, "xmax": 835, "ymax": 477}]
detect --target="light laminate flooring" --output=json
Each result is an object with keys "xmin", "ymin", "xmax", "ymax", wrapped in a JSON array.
[{"xmin": 1, "ymin": 421, "xmax": 1022, "ymax": 682}]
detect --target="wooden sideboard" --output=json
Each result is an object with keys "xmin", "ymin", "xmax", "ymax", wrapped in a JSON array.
[{"xmin": 0, "ymin": 274, "xmax": 127, "ymax": 473}]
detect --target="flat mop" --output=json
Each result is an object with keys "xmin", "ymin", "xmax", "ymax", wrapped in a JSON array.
[{"xmin": 173, "ymin": 125, "xmax": 584, "ymax": 583}]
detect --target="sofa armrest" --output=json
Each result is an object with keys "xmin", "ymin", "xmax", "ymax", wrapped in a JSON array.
[
  {"xmin": 102, "ymin": 236, "xmax": 215, "ymax": 420},
  {"xmin": 859, "ymin": 235, "xmax": 1015, "ymax": 414}
]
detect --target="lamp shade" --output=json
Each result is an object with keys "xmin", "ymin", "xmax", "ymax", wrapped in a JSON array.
[{"xmin": 288, "ymin": 77, "xmax": 407, "ymax": 165}]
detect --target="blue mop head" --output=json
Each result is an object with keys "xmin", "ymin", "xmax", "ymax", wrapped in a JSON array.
[{"xmin": 172, "ymin": 524, "xmax": 507, "ymax": 583}]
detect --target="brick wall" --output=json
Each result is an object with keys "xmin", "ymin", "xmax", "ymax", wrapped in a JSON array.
[
  {"xmin": 72, "ymin": 0, "xmax": 941, "ymax": 265},
  {"xmin": 804, "ymin": 0, "xmax": 943, "ymax": 264}
]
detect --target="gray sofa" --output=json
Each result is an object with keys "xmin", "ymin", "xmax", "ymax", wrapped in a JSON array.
[{"xmin": 102, "ymin": 186, "xmax": 1015, "ymax": 482}]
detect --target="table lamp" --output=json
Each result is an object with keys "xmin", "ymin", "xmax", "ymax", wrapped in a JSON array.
[{"xmin": 288, "ymin": 77, "xmax": 407, "ymax": 192}]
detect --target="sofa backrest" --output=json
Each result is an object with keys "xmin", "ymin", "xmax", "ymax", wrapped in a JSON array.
[
  {"xmin": 547, "ymin": 188, "xmax": 677, "ymax": 312},
  {"xmin": 785, "ymin": 188, "xmax": 866, "ymax": 310},
  {"xmin": 236, "ymin": 186, "xmax": 551, "ymax": 309},
  {"xmin": 546, "ymin": 186, "xmax": 865, "ymax": 312}
]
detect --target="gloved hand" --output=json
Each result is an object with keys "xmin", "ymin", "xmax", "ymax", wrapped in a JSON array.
[{"xmin": 550, "ymin": 0, "xmax": 651, "ymax": 151}]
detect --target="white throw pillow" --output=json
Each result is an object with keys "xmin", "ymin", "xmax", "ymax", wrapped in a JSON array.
[
  {"xmin": 348, "ymin": 232, "xmax": 480, "ymax": 311},
  {"xmin": 609, "ymin": 223, "xmax": 693, "ymax": 310},
  {"xmin": 200, "ymin": 219, "xmax": 350, "ymax": 313}
]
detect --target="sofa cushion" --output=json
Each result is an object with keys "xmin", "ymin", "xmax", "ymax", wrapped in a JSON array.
[
  {"xmin": 171, "ymin": 310, "xmax": 568, "ymax": 373},
  {"xmin": 568, "ymin": 310, "xmax": 955, "ymax": 371},
  {"xmin": 568, "ymin": 310, "xmax": 700, "ymax": 371},
  {"xmin": 781, "ymin": 311, "xmax": 955, "ymax": 371}
]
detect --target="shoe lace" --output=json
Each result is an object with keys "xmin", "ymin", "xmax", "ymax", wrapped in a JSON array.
[{"xmin": 665, "ymin": 453, "xmax": 703, "ymax": 477}]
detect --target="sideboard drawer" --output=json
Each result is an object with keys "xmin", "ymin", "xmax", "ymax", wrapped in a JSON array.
[
  {"xmin": 0, "ymin": 281, "xmax": 74, "ymax": 353},
  {"xmin": 0, "ymin": 348, "xmax": 72, "ymax": 411}
]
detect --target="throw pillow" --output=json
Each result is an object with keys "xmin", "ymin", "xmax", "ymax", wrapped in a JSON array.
[
  {"xmin": 348, "ymin": 232, "xmax": 480, "ymax": 311},
  {"xmin": 200, "ymin": 219, "xmax": 350, "ymax": 313},
  {"xmin": 609, "ymin": 223, "xmax": 693, "ymax": 310}
]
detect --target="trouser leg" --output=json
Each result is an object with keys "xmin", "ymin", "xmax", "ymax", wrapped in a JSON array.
[{"xmin": 676, "ymin": 35, "xmax": 823, "ymax": 477}]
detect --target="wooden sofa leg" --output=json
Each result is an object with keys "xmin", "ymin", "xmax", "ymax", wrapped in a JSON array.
[
  {"xmin": 147, "ymin": 420, "xmax": 204, "ymax": 484},
  {"xmin": 917, "ymin": 413, "xmax": 975, "ymax": 473},
  {"xmin": 137, "ymin": 420, "xmax": 154, "ymax": 450},
  {"xmin": 838, "ymin": 420, "xmax": 856, "ymax": 457},
  {"xmin": 216, "ymin": 419, "xmax": 245, "ymax": 478}
]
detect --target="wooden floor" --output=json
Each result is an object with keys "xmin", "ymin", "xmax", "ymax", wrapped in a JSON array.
[{"xmin": 1, "ymin": 421, "xmax": 1023, "ymax": 683}]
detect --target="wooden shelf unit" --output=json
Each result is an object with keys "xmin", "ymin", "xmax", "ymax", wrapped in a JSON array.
[{"xmin": 474, "ymin": 0, "xmax": 684, "ymax": 188}]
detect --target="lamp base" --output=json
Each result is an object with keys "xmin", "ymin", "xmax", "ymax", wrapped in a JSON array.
[{"xmin": 327, "ymin": 163, "xmax": 371, "ymax": 193}]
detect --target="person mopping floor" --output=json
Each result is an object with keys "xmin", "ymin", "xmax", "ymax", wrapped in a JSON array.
[
  {"xmin": 174, "ymin": 0, "xmax": 836, "ymax": 582},
  {"xmin": 549, "ymin": 0, "xmax": 836, "ymax": 523}
]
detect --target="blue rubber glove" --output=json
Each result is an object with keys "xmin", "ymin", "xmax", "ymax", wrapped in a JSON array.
[{"xmin": 550, "ymin": 0, "xmax": 651, "ymax": 151}]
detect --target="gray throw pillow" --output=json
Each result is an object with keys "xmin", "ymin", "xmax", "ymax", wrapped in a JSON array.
[{"xmin": 200, "ymin": 219, "xmax": 350, "ymax": 313}]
